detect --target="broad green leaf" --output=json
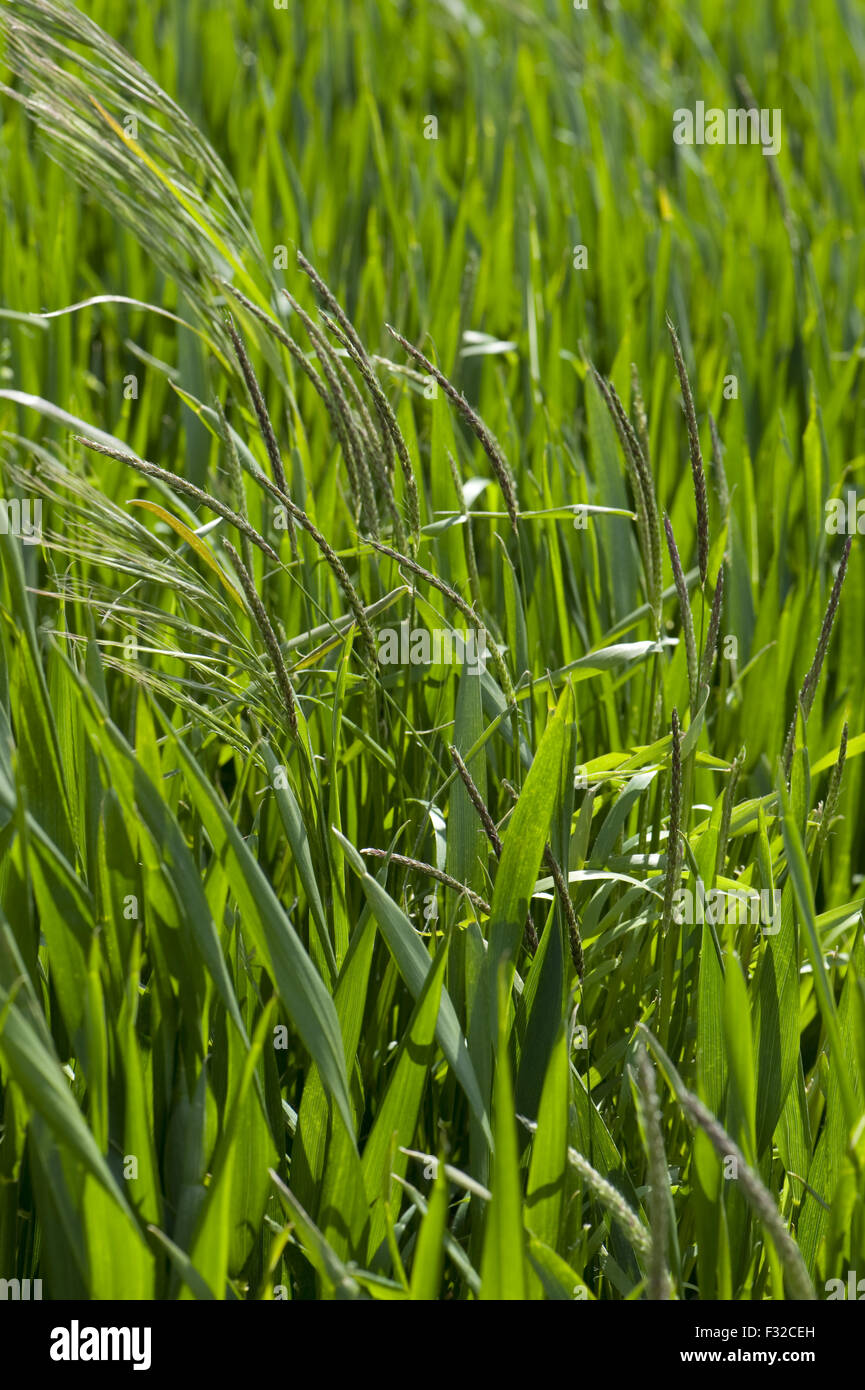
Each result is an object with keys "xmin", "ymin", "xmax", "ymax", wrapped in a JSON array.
[
  {"xmin": 164, "ymin": 718, "xmax": 354, "ymax": 1135},
  {"xmin": 479, "ymin": 966, "xmax": 527, "ymax": 1299},
  {"xmin": 333, "ymin": 828, "xmax": 491, "ymax": 1146},
  {"xmin": 409, "ymin": 1157, "xmax": 450, "ymax": 1300},
  {"xmin": 362, "ymin": 928, "xmax": 450, "ymax": 1258}
]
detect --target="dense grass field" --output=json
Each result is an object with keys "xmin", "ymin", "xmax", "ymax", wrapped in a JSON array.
[{"xmin": 0, "ymin": 0, "xmax": 863, "ymax": 1303}]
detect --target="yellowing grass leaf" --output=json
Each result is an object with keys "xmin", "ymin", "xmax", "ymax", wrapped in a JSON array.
[{"xmin": 127, "ymin": 499, "xmax": 245, "ymax": 608}]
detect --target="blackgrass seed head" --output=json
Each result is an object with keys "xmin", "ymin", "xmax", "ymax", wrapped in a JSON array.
[{"xmin": 666, "ymin": 314, "xmax": 709, "ymax": 588}]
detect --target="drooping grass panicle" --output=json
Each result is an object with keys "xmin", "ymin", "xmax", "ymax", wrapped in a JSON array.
[
  {"xmin": 386, "ymin": 323, "xmax": 520, "ymax": 534},
  {"xmin": 0, "ymin": 1, "xmax": 271, "ymax": 343},
  {"xmin": 782, "ymin": 537, "xmax": 852, "ymax": 774},
  {"xmin": 76, "ymin": 434, "xmax": 378, "ymax": 668},
  {"xmin": 223, "ymin": 540, "xmax": 298, "ymax": 740},
  {"xmin": 666, "ymin": 315, "xmax": 709, "ymax": 588},
  {"xmin": 664, "ymin": 514, "xmax": 698, "ymax": 709}
]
